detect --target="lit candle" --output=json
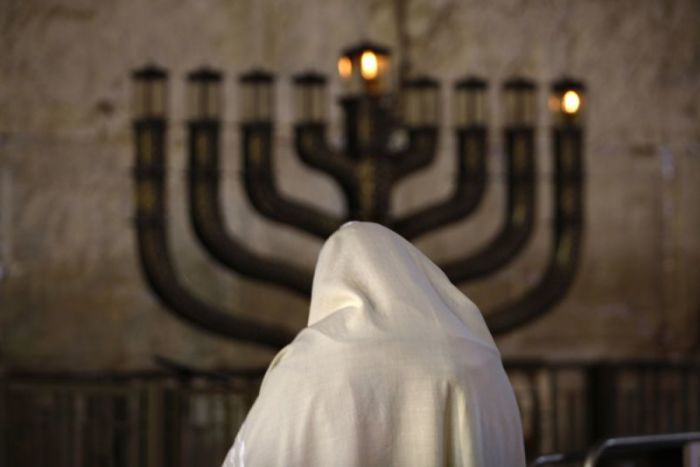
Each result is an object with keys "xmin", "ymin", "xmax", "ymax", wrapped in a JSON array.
[
  {"xmin": 550, "ymin": 78, "xmax": 585, "ymax": 126},
  {"xmin": 338, "ymin": 56, "xmax": 352, "ymax": 79},
  {"xmin": 360, "ymin": 51, "xmax": 378, "ymax": 80},
  {"xmin": 562, "ymin": 90, "xmax": 581, "ymax": 115},
  {"xmin": 337, "ymin": 42, "xmax": 391, "ymax": 96}
]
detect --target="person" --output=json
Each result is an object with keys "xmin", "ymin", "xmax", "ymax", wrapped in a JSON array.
[{"xmin": 222, "ymin": 222, "xmax": 525, "ymax": 466}]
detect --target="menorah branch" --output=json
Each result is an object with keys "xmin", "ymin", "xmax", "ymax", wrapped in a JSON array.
[
  {"xmin": 486, "ymin": 126, "xmax": 584, "ymax": 334},
  {"xmin": 188, "ymin": 120, "xmax": 313, "ymax": 296},
  {"xmin": 388, "ymin": 126, "xmax": 439, "ymax": 181},
  {"xmin": 294, "ymin": 123, "xmax": 357, "ymax": 205},
  {"xmin": 441, "ymin": 127, "xmax": 537, "ymax": 282},
  {"xmin": 133, "ymin": 119, "xmax": 293, "ymax": 348},
  {"xmin": 242, "ymin": 123, "xmax": 343, "ymax": 239},
  {"xmin": 393, "ymin": 126, "xmax": 487, "ymax": 240}
]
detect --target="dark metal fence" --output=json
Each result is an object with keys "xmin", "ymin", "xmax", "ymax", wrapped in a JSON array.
[
  {"xmin": 2, "ymin": 361, "xmax": 699, "ymax": 466},
  {"xmin": 0, "ymin": 373, "xmax": 259, "ymax": 467}
]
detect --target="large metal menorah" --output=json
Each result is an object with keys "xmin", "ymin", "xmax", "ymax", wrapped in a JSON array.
[{"xmin": 132, "ymin": 42, "xmax": 585, "ymax": 349}]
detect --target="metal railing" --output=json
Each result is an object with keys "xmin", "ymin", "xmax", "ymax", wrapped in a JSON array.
[
  {"xmin": 508, "ymin": 361, "xmax": 700, "ymax": 457},
  {"xmin": 530, "ymin": 432, "xmax": 700, "ymax": 466},
  {"xmin": 2, "ymin": 360, "xmax": 699, "ymax": 466}
]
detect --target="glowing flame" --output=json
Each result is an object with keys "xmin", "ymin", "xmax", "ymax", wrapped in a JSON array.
[
  {"xmin": 561, "ymin": 90, "xmax": 581, "ymax": 114},
  {"xmin": 338, "ymin": 56, "xmax": 352, "ymax": 79},
  {"xmin": 360, "ymin": 51, "xmax": 379, "ymax": 80}
]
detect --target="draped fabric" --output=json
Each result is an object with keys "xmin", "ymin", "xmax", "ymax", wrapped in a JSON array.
[{"xmin": 222, "ymin": 222, "xmax": 525, "ymax": 467}]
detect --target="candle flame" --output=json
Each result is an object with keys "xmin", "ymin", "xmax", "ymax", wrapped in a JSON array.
[
  {"xmin": 561, "ymin": 90, "xmax": 581, "ymax": 114},
  {"xmin": 338, "ymin": 56, "xmax": 352, "ymax": 79},
  {"xmin": 360, "ymin": 51, "xmax": 379, "ymax": 80}
]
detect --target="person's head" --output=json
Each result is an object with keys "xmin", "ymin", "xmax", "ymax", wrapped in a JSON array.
[{"xmin": 309, "ymin": 222, "xmax": 496, "ymax": 349}]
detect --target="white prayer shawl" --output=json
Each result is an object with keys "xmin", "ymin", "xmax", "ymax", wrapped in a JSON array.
[{"xmin": 223, "ymin": 222, "xmax": 525, "ymax": 467}]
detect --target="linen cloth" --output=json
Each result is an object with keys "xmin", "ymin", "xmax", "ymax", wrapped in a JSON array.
[{"xmin": 222, "ymin": 222, "xmax": 525, "ymax": 467}]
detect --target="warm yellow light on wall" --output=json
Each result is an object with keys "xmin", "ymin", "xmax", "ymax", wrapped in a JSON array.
[
  {"xmin": 338, "ymin": 56, "xmax": 352, "ymax": 79},
  {"xmin": 561, "ymin": 90, "xmax": 581, "ymax": 114},
  {"xmin": 360, "ymin": 51, "xmax": 378, "ymax": 80}
]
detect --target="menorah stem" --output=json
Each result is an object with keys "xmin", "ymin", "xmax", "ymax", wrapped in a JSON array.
[
  {"xmin": 393, "ymin": 126, "xmax": 486, "ymax": 239},
  {"xmin": 133, "ymin": 118, "xmax": 293, "ymax": 348},
  {"xmin": 486, "ymin": 125, "xmax": 583, "ymax": 334},
  {"xmin": 188, "ymin": 120, "xmax": 313, "ymax": 296},
  {"xmin": 349, "ymin": 158, "xmax": 395, "ymax": 223},
  {"xmin": 441, "ymin": 126, "xmax": 536, "ymax": 282},
  {"xmin": 341, "ymin": 96, "xmax": 393, "ymax": 159},
  {"xmin": 242, "ymin": 123, "xmax": 342, "ymax": 239}
]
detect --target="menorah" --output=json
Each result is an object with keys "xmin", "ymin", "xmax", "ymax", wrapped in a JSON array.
[{"xmin": 131, "ymin": 42, "xmax": 585, "ymax": 349}]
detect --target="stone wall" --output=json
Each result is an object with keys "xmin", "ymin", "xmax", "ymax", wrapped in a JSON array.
[{"xmin": 1, "ymin": 0, "xmax": 699, "ymax": 371}]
